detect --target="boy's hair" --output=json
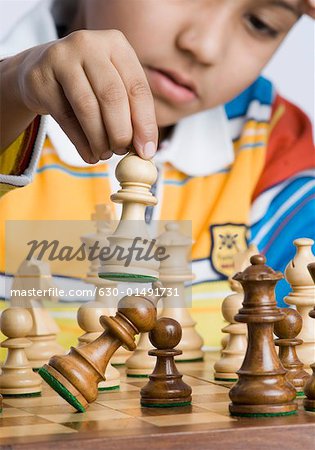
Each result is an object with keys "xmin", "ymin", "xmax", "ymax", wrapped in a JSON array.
[{"xmin": 51, "ymin": 0, "xmax": 78, "ymax": 36}]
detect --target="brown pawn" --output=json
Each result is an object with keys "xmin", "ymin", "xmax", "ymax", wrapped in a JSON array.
[
  {"xmin": 229, "ymin": 255, "xmax": 297, "ymax": 417},
  {"xmin": 140, "ymin": 318, "xmax": 192, "ymax": 407},
  {"xmin": 39, "ymin": 292, "xmax": 162, "ymax": 412},
  {"xmin": 304, "ymin": 262, "xmax": 315, "ymax": 412},
  {"xmin": 274, "ymin": 308, "xmax": 310, "ymax": 396}
]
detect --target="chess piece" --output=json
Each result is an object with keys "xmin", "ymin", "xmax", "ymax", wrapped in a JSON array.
[
  {"xmin": 126, "ymin": 282, "xmax": 168, "ymax": 376},
  {"xmin": 140, "ymin": 318, "xmax": 192, "ymax": 407},
  {"xmin": 0, "ymin": 394, "xmax": 2, "ymax": 413},
  {"xmin": 220, "ymin": 334, "xmax": 229, "ymax": 352},
  {"xmin": 304, "ymin": 262, "xmax": 315, "ymax": 412},
  {"xmin": 274, "ymin": 308, "xmax": 310, "ymax": 396},
  {"xmin": 99, "ymin": 152, "xmax": 159, "ymax": 283},
  {"xmin": 157, "ymin": 222, "xmax": 204, "ymax": 362},
  {"xmin": 229, "ymin": 255, "xmax": 297, "ymax": 417},
  {"xmin": 82, "ymin": 204, "xmax": 129, "ymax": 365},
  {"xmin": 125, "ymin": 331, "xmax": 155, "ymax": 377},
  {"xmin": 284, "ymin": 238, "xmax": 315, "ymax": 367},
  {"xmin": 10, "ymin": 259, "xmax": 64, "ymax": 369},
  {"xmin": 217, "ymin": 245, "xmax": 257, "ymax": 359},
  {"xmin": 214, "ymin": 280, "xmax": 247, "ymax": 381},
  {"xmin": 77, "ymin": 302, "xmax": 120, "ymax": 390},
  {"xmin": 0, "ymin": 308, "xmax": 42, "ymax": 397},
  {"xmin": 39, "ymin": 288, "xmax": 164, "ymax": 412}
]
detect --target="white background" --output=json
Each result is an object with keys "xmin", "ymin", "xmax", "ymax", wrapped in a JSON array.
[{"xmin": 0, "ymin": 0, "xmax": 314, "ymax": 125}]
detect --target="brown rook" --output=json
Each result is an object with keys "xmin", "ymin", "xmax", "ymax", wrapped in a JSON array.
[{"xmin": 229, "ymin": 255, "xmax": 297, "ymax": 417}]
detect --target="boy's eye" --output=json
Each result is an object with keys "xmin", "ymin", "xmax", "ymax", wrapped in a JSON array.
[{"xmin": 245, "ymin": 14, "xmax": 279, "ymax": 38}]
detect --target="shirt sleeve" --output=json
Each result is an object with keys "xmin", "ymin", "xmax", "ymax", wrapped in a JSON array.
[
  {"xmin": 0, "ymin": 115, "xmax": 47, "ymax": 196},
  {"xmin": 249, "ymin": 95, "xmax": 315, "ymax": 305}
]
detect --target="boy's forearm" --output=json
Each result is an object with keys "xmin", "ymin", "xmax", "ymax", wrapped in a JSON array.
[{"xmin": 0, "ymin": 56, "xmax": 37, "ymax": 153}]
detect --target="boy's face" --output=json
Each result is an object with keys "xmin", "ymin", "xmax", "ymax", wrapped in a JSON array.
[{"xmin": 84, "ymin": 0, "xmax": 301, "ymax": 127}]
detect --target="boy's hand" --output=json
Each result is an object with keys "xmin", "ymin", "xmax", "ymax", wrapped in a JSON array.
[{"xmin": 7, "ymin": 30, "xmax": 158, "ymax": 162}]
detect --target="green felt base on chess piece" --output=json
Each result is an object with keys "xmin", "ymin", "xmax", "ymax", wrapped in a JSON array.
[
  {"xmin": 98, "ymin": 385, "xmax": 120, "ymax": 392},
  {"xmin": 38, "ymin": 367, "xmax": 86, "ymax": 413},
  {"xmin": 127, "ymin": 374, "xmax": 149, "ymax": 378},
  {"xmin": 176, "ymin": 357, "xmax": 204, "ymax": 363},
  {"xmin": 2, "ymin": 392, "xmax": 41, "ymax": 398},
  {"xmin": 304, "ymin": 406, "xmax": 315, "ymax": 412},
  {"xmin": 296, "ymin": 391, "xmax": 305, "ymax": 397},
  {"xmin": 99, "ymin": 273, "xmax": 158, "ymax": 283},
  {"xmin": 141, "ymin": 401, "xmax": 192, "ymax": 408},
  {"xmin": 230, "ymin": 410, "xmax": 297, "ymax": 418},
  {"xmin": 214, "ymin": 377, "xmax": 237, "ymax": 382},
  {"xmin": 304, "ymin": 399, "xmax": 315, "ymax": 412}
]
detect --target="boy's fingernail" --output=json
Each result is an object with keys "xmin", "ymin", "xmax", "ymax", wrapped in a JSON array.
[{"xmin": 143, "ymin": 141, "xmax": 156, "ymax": 159}]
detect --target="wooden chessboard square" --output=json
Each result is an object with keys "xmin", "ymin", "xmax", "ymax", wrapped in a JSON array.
[
  {"xmin": 97, "ymin": 398, "xmax": 141, "ymax": 410},
  {"xmin": 0, "ymin": 406, "xmax": 33, "ymax": 418},
  {"xmin": 123, "ymin": 404, "xmax": 211, "ymax": 417},
  {"xmin": 0, "ymin": 415, "xmax": 53, "ymax": 428},
  {"xmin": 110, "ymin": 382, "xmax": 140, "ymax": 392},
  {"xmin": 181, "ymin": 375, "xmax": 211, "ymax": 386},
  {"xmin": 192, "ymin": 393, "xmax": 229, "ymax": 403},
  {"xmin": 0, "ymin": 423, "xmax": 77, "ymax": 439},
  {"xmin": 97, "ymin": 390, "xmax": 140, "ymax": 401},
  {"xmin": 15, "ymin": 402, "xmax": 87, "ymax": 416},
  {"xmin": 2, "ymin": 394, "xmax": 68, "ymax": 408},
  {"xmin": 194, "ymin": 401, "xmax": 231, "ymax": 416},
  {"xmin": 37, "ymin": 408, "xmax": 130, "ymax": 424},
  {"xmin": 62, "ymin": 417, "xmax": 157, "ymax": 435},
  {"xmin": 190, "ymin": 384, "xmax": 229, "ymax": 394},
  {"xmin": 140, "ymin": 410, "xmax": 235, "ymax": 427}
]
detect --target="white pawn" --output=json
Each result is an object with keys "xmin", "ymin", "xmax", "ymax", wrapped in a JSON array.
[
  {"xmin": 157, "ymin": 222, "xmax": 204, "ymax": 361},
  {"xmin": 285, "ymin": 238, "xmax": 315, "ymax": 367},
  {"xmin": 125, "ymin": 283, "xmax": 166, "ymax": 377},
  {"xmin": 99, "ymin": 152, "xmax": 159, "ymax": 282},
  {"xmin": 10, "ymin": 259, "xmax": 64, "ymax": 369},
  {"xmin": 125, "ymin": 332, "xmax": 155, "ymax": 377},
  {"xmin": 214, "ymin": 279, "xmax": 247, "ymax": 381},
  {"xmin": 77, "ymin": 302, "xmax": 120, "ymax": 390},
  {"xmin": 0, "ymin": 308, "xmax": 42, "ymax": 396}
]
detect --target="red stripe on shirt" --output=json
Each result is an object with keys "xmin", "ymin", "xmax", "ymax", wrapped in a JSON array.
[{"xmin": 253, "ymin": 95, "xmax": 315, "ymax": 200}]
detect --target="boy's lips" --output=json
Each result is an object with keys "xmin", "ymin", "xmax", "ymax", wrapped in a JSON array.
[{"xmin": 146, "ymin": 66, "xmax": 198, "ymax": 105}]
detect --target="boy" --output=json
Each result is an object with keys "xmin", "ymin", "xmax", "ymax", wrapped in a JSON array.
[{"xmin": 0, "ymin": 0, "xmax": 314, "ymax": 347}]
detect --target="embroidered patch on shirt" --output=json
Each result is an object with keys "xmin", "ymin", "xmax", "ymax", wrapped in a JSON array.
[{"xmin": 209, "ymin": 223, "xmax": 249, "ymax": 278}]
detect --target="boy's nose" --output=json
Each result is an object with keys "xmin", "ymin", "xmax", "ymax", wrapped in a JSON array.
[{"xmin": 176, "ymin": 11, "xmax": 230, "ymax": 66}]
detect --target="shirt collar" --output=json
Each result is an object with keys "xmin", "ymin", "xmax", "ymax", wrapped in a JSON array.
[
  {"xmin": 154, "ymin": 106, "xmax": 234, "ymax": 176},
  {"xmin": 48, "ymin": 105, "xmax": 234, "ymax": 177}
]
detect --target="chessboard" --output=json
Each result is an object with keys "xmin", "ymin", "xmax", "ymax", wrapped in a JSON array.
[{"xmin": 1, "ymin": 353, "xmax": 314, "ymax": 450}]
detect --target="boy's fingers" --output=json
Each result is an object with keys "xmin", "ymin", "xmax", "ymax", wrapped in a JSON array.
[
  {"xmin": 112, "ymin": 45, "xmax": 158, "ymax": 160},
  {"xmin": 84, "ymin": 60, "xmax": 133, "ymax": 153},
  {"xmin": 44, "ymin": 83, "xmax": 96, "ymax": 164},
  {"xmin": 56, "ymin": 65, "xmax": 109, "ymax": 161}
]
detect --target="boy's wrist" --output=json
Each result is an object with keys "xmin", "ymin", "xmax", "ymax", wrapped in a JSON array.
[{"xmin": 0, "ymin": 53, "xmax": 37, "ymax": 151}]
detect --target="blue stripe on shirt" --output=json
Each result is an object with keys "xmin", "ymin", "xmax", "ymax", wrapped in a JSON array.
[
  {"xmin": 225, "ymin": 76, "xmax": 274, "ymax": 120},
  {"xmin": 37, "ymin": 164, "xmax": 109, "ymax": 178},
  {"xmin": 250, "ymin": 176, "xmax": 315, "ymax": 306}
]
